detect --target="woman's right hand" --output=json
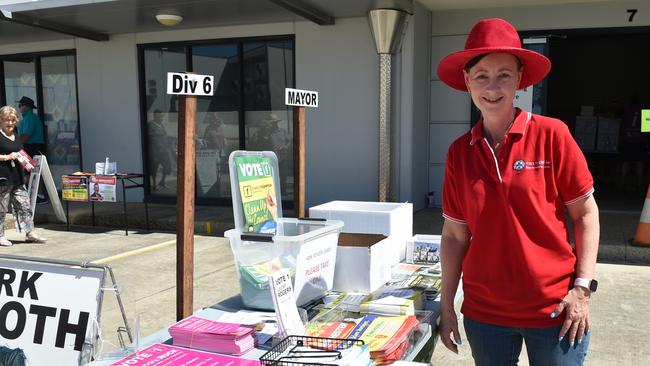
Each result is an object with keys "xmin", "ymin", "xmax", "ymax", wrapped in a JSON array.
[
  {"xmin": 4, "ymin": 152, "xmax": 19, "ymax": 161},
  {"xmin": 440, "ymin": 305, "xmax": 462, "ymax": 354}
]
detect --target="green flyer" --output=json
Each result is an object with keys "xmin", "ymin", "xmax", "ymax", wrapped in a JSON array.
[
  {"xmin": 234, "ymin": 155, "xmax": 278, "ymax": 233},
  {"xmin": 642, "ymin": 109, "xmax": 650, "ymax": 133}
]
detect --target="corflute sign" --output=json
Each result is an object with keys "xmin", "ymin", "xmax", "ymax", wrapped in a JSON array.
[
  {"xmin": 0, "ymin": 259, "xmax": 103, "ymax": 365},
  {"xmin": 167, "ymin": 72, "xmax": 215, "ymax": 96},
  {"xmin": 285, "ymin": 88, "xmax": 318, "ymax": 108}
]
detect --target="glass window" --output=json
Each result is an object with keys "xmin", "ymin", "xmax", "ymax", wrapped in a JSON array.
[
  {"xmin": 243, "ymin": 40, "xmax": 294, "ymax": 200},
  {"xmin": 192, "ymin": 44, "xmax": 240, "ymax": 199},
  {"xmin": 41, "ymin": 55, "xmax": 81, "ymax": 183},
  {"xmin": 140, "ymin": 37, "xmax": 295, "ymax": 204},
  {"xmin": 143, "ymin": 46, "xmax": 186, "ymax": 196},
  {"xmin": 3, "ymin": 59, "xmax": 37, "ymax": 108}
]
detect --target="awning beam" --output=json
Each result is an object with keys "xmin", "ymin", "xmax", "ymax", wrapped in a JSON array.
[
  {"xmin": 267, "ymin": 0, "xmax": 334, "ymax": 25},
  {"xmin": 0, "ymin": 9, "xmax": 109, "ymax": 41}
]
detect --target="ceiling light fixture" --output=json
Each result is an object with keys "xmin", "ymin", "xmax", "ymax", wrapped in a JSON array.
[{"xmin": 156, "ymin": 14, "xmax": 183, "ymax": 26}]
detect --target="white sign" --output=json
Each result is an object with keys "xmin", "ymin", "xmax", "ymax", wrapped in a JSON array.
[
  {"xmin": 29, "ymin": 156, "xmax": 66, "ymax": 223},
  {"xmin": 0, "ymin": 259, "xmax": 104, "ymax": 365},
  {"xmin": 514, "ymin": 86, "xmax": 533, "ymax": 112},
  {"xmin": 269, "ymin": 269, "xmax": 305, "ymax": 337},
  {"xmin": 166, "ymin": 72, "xmax": 214, "ymax": 96},
  {"xmin": 293, "ymin": 235, "xmax": 337, "ymax": 304},
  {"xmin": 285, "ymin": 88, "xmax": 318, "ymax": 108}
]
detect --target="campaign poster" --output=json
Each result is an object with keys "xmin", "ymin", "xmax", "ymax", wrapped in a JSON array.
[
  {"xmin": 234, "ymin": 155, "xmax": 277, "ymax": 234},
  {"xmin": 89, "ymin": 176, "xmax": 117, "ymax": 202},
  {"xmin": 62, "ymin": 175, "xmax": 88, "ymax": 201},
  {"xmin": 0, "ymin": 259, "xmax": 104, "ymax": 365}
]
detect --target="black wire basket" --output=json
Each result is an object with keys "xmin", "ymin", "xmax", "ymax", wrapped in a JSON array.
[{"xmin": 259, "ymin": 335, "xmax": 365, "ymax": 366}]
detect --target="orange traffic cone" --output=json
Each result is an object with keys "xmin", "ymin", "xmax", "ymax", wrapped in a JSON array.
[{"xmin": 632, "ymin": 185, "xmax": 650, "ymax": 247}]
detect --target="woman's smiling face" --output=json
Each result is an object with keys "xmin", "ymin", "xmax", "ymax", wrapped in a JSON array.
[{"xmin": 463, "ymin": 53, "xmax": 522, "ymax": 115}]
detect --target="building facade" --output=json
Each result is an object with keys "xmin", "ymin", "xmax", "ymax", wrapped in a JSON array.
[{"xmin": 0, "ymin": 0, "xmax": 647, "ymax": 211}]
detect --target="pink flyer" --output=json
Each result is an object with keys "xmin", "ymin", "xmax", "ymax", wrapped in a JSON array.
[{"xmin": 110, "ymin": 343, "xmax": 261, "ymax": 366}]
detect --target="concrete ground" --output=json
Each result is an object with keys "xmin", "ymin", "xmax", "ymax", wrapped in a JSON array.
[{"xmin": 1, "ymin": 204, "xmax": 649, "ymax": 365}]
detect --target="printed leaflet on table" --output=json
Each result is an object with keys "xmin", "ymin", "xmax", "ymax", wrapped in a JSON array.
[
  {"xmin": 347, "ymin": 314, "xmax": 420, "ymax": 365},
  {"xmin": 169, "ymin": 316, "xmax": 256, "ymax": 355},
  {"xmin": 110, "ymin": 343, "xmax": 260, "ymax": 366}
]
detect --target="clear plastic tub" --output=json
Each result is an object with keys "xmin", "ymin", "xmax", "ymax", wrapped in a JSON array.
[{"xmin": 225, "ymin": 218, "xmax": 344, "ymax": 310}]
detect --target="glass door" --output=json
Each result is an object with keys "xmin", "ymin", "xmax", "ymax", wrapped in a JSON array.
[
  {"xmin": 3, "ymin": 58, "xmax": 37, "ymax": 111},
  {"xmin": 40, "ymin": 55, "xmax": 81, "ymax": 184}
]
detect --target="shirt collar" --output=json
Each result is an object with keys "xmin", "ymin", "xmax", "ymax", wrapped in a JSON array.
[{"xmin": 469, "ymin": 108, "xmax": 531, "ymax": 146}]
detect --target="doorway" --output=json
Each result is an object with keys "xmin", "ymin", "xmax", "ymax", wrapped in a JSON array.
[{"xmin": 544, "ymin": 30, "xmax": 650, "ymax": 211}]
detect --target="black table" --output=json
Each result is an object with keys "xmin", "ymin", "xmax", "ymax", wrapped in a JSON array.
[{"xmin": 65, "ymin": 173, "xmax": 149, "ymax": 235}]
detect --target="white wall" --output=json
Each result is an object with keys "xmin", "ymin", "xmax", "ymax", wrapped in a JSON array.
[
  {"xmin": 428, "ymin": 0, "xmax": 650, "ymax": 206},
  {"xmin": 295, "ymin": 18, "xmax": 381, "ymax": 208},
  {"xmin": 397, "ymin": 2, "xmax": 432, "ymax": 210},
  {"xmin": 76, "ymin": 34, "xmax": 141, "ymax": 200}
]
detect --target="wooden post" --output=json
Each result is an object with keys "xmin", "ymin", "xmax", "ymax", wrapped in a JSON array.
[
  {"xmin": 176, "ymin": 94, "xmax": 196, "ymax": 320},
  {"xmin": 293, "ymin": 106, "xmax": 306, "ymax": 218}
]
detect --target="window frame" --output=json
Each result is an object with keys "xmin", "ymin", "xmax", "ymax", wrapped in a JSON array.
[
  {"xmin": 137, "ymin": 35, "xmax": 296, "ymax": 206},
  {"xmin": 0, "ymin": 49, "xmax": 83, "ymax": 173}
]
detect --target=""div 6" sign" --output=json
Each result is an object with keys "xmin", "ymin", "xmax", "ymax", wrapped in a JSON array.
[{"xmin": 167, "ymin": 72, "xmax": 214, "ymax": 96}]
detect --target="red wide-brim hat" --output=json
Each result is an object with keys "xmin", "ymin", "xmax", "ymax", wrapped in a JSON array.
[{"xmin": 437, "ymin": 18, "xmax": 551, "ymax": 92}]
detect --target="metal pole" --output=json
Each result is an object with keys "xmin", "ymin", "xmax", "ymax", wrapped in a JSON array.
[{"xmin": 378, "ymin": 53, "xmax": 391, "ymax": 202}]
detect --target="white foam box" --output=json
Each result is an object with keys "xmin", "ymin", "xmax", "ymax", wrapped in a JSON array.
[
  {"xmin": 309, "ymin": 201, "xmax": 413, "ymax": 264},
  {"xmin": 333, "ymin": 233, "xmax": 392, "ymax": 293}
]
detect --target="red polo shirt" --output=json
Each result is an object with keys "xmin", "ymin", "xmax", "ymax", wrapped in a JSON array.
[{"xmin": 442, "ymin": 108, "xmax": 594, "ymax": 328}]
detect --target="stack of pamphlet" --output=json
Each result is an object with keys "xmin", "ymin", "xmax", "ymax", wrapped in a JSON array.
[
  {"xmin": 359, "ymin": 273, "xmax": 441, "ymax": 316},
  {"xmin": 110, "ymin": 343, "xmax": 260, "ymax": 366},
  {"xmin": 169, "ymin": 316, "xmax": 256, "ymax": 355},
  {"xmin": 347, "ymin": 314, "xmax": 420, "ymax": 365}
]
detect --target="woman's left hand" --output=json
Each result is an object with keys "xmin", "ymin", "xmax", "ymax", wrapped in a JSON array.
[{"xmin": 551, "ymin": 286, "xmax": 591, "ymax": 346}]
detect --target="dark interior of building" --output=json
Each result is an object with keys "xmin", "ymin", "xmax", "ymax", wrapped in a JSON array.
[{"xmin": 547, "ymin": 31, "xmax": 650, "ymax": 211}]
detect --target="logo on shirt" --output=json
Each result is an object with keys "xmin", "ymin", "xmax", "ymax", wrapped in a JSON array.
[
  {"xmin": 513, "ymin": 159, "xmax": 551, "ymax": 172},
  {"xmin": 513, "ymin": 160, "xmax": 525, "ymax": 171}
]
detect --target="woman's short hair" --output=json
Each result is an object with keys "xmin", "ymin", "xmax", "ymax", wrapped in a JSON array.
[
  {"xmin": 0, "ymin": 106, "xmax": 20, "ymax": 123},
  {"xmin": 463, "ymin": 53, "xmax": 523, "ymax": 73}
]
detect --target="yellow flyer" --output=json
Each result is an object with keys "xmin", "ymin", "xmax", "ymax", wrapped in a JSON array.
[
  {"xmin": 234, "ymin": 155, "xmax": 278, "ymax": 233},
  {"xmin": 61, "ymin": 175, "xmax": 89, "ymax": 201}
]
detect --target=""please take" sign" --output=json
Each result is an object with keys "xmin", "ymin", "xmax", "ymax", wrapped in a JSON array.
[{"xmin": 167, "ymin": 72, "xmax": 214, "ymax": 96}]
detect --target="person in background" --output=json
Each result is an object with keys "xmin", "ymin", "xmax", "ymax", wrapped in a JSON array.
[
  {"xmin": 17, "ymin": 96, "xmax": 47, "ymax": 204},
  {"xmin": 148, "ymin": 110, "xmax": 172, "ymax": 190},
  {"xmin": 202, "ymin": 112, "xmax": 226, "ymax": 153},
  {"xmin": 437, "ymin": 18, "xmax": 599, "ymax": 365},
  {"xmin": 0, "ymin": 106, "xmax": 47, "ymax": 246}
]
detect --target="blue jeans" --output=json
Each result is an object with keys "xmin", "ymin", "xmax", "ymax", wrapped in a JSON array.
[{"xmin": 464, "ymin": 316, "xmax": 590, "ymax": 366}]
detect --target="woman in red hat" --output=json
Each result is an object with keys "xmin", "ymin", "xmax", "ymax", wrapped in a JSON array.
[{"xmin": 437, "ymin": 18, "xmax": 599, "ymax": 365}]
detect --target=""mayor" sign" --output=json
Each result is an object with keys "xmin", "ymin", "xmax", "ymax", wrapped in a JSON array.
[{"xmin": 285, "ymin": 88, "xmax": 318, "ymax": 108}]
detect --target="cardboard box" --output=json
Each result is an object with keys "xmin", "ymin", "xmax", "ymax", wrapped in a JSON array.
[
  {"xmin": 332, "ymin": 233, "xmax": 391, "ymax": 293},
  {"xmin": 574, "ymin": 116, "xmax": 597, "ymax": 151},
  {"xmin": 309, "ymin": 201, "xmax": 413, "ymax": 264},
  {"xmin": 597, "ymin": 117, "xmax": 620, "ymax": 152}
]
